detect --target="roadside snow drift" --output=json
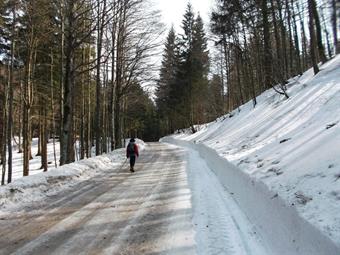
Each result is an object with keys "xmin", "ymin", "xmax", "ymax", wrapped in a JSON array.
[{"xmin": 163, "ymin": 55, "xmax": 340, "ymax": 254}]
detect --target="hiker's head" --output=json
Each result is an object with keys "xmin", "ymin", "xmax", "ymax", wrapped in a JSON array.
[{"xmin": 130, "ymin": 138, "xmax": 135, "ymax": 143}]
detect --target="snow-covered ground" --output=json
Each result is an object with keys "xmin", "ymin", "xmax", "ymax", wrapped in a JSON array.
[
  {"xmin": 163, "ymin": 55, "xmax": 340, "ymax": 253},
  {"xmin": 3, "ymin": 138, "xmax": 143, "ymax": 182},
  {"xmin": 0, "ymin": 139, "xmax": 146, "ymax": 211},
  {"xmin": 9, "ymin": 138, "xmax": 62, "ymax": 181}
]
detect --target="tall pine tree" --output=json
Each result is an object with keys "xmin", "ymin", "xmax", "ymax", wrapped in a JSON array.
[
  {"xmin": 178, "ymin": 4, "xmax": 210, "ymax": 131},
  {"xmin": 191, "ymin": 14, "xmax": 210, "ymax": 125},
  {"xmin": 157, "ymin": 4, "xmax": 210, "ymax": 134},
  {"xmin": 156, "ymin": 26, "xmax": 179, "ymax": 134}
]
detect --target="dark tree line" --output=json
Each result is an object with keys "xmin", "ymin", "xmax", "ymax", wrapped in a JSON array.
[{"xmin": 0, "ymin": 0, "xmax": 163, "ymax": 184}]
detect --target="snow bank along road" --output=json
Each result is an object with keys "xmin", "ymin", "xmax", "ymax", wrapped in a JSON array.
[
  {"xmin": 163, "ymin": 137, "xmax": 340, "ymax": 255},
  {"xmin": 0, "ymin": 143, "xmax": 268, "ymax": 255}
]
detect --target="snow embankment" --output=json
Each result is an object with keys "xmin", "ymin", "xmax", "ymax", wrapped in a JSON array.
[
  {"xmin": 162, "ymin": 55, "xmax": 340, "ymax": 255},
  {"xmin": 0, "ymin": 139, "xmax": 146, "ymax": 211}
]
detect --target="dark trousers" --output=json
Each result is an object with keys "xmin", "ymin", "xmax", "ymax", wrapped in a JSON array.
[{"xmin": 129, "ymin": 155, "xmax": 136, "ymax": 168}]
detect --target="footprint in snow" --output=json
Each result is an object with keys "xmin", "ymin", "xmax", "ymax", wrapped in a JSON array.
[
  {"xmin": 295, "ymin": 191, "xmax": 313, "ymax": 205},
  {"xmin": 257, "ymin": 162, "xmax": 264, "ymax": 168},
  {"xmin": 267, "ymin": 167, "xmax": 283, "ymax": 176}
]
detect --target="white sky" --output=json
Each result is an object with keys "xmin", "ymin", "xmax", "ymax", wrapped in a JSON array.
[{"xmin": 155, "ymin": 0, "xmax": 213, "ymax": 33}]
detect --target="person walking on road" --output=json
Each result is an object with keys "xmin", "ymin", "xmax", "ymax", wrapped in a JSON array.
[{"xmin": 126, "ymin": 138, "xmax": 139, "ymax": 172}]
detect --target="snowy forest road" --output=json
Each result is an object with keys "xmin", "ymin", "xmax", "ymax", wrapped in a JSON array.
[
  {"xmin": 0, "ymin": 143, "xmax": 267, "ymax": 255},
  {"xmin": 0, "ymin": 143, "xmax": 195, "ymax": 255}
]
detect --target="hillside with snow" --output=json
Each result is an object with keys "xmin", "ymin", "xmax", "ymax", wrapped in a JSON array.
[{"xmin": 166, "ymin": 55, "xmax": 340, "ymax": 249}]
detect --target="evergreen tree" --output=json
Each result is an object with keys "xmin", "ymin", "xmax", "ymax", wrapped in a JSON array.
[
  {"xmin": 191, "ymin": 14, "xmax": 210, "ymax": 125},
  {"xmin": 208, "ymin": 74, "xmax": 224, "ymax": 118},
  {"xmin": 156, "ymin": 3, "xmax": 211, "ymax": 134},
  {"xmin": 156, "ymin": 28, "xmax": 177, "ymax": 117},
  {"xmin": 125, "ymin": 82, "xmax": 159, "ymax": 141},
  {"xmin": 177, "ymin": 4, "xmax": 210, "ymax": 131},
  {"xmin": 156, "ymin": 26, "xmax": 180, "ymax": 134},
  {"xmin": 177, "ymin": 3, "xmax": 195, "ymax": 130}
]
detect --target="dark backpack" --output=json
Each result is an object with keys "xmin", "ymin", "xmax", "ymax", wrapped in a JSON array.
[{"xmin": 128, "ymin": 143, "xmax": 135, "ymax": 155}]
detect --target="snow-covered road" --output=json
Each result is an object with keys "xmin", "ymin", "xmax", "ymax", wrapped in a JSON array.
[{"xmin": 0, "ymin": 143, "xmax": 267, "ymax": 255}]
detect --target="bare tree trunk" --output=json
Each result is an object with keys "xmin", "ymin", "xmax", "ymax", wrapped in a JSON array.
[
  {"xmin": 285, "ymin": 0, "xmax": 294, "ymax": 76},
  {"xmin": 60, "ymin": 1, "xmax": 77, "ymax": 165},
  {"xmin": 102, "ymin": 61, "xmax": 108, "ymax": 154},
  {"xmin": 60, "ymin": 46, "xmax": 75, "ymax": 165},
  {"xmin": 114, "ymin": 5, "xmax": 124, "ymax": 149},
  {"xmin": 236, "ymin": 49, "xmax": 244, "ymax": 105},
  {"xmin": 297, "ymin": 1, "xmax": 308, "ymax": 71},
  {"xmin": 1, "ymin": 65, "xmax": 9, "ymax": 184},
  {"xmin": 86, "ymin": 47, "xmax": 92, "ymax": 158},
  {"xmin": 59, "ymin": 0, "xmax": 65, "ymax": 165},
  {"xmin": 262, "ymin": 0, "xmax": 273, "ymax": 88},
  {"xmin": 241, "ymin": 23, "xmax": 257, "ymax": 107},
  {"xmin": 271, "ymin": 0, "xmax": 284, "ymax": 83},
  {"xmin": 114, "ymin": 93, "xmax": 122, "ymax": 148},
  {"xmin": 7, "ymin": 6, "xmax": 16, "ymax": 183},
  {"xmin": 110, "ymin": 31, "xmax": 116, "ymax": 151},
  {"xmin": 291, "ymin": 0, "xmax": 302, "ymax": 75},
  {"xmin": 0, "ymin": 91, "xmax": 3, "ymax": 168},
  {"xmin": 331, "ymin": 0, "xmax": 339, "ymax": 54},
  {"xmin": 80, "ymin": 47, "xmax": 85, "ymax": 160},
  {"xmin": 41, "ymin": 107, "xmax": 48, "ymax": 171},
  {"xmin": 320, "ymin": 5, "xmax": 332, "ymax": 57},
  {"xmin": 308, "ymin": 0, "xmax": 320, "ymax": 74},
  {"xmin": 50, "ymin": 50, "xmax": 57, "ymax": 168},
  {"xmin": 23, "ymin": 52, "xmax": 33, "ymax": 176},
  {"xmin": 37, "ymin": 109, "xmax": 42, "ymax": 156},
  {"xmin": 95, "ymin": 0, "xmax": 107, "ymax": 155},
  {"xmin": 276, "ymin": 0, "xmax": 288, "ymax": 80},
  {"xmin": 310, "ymin": 0, "xmax": 327, "ymax": 63},
  {"xmin": 0, "ymin": 101, "xmax": 3, "ymax": 169},
  {"xmin": 18, "ymin": 71, "xmax": 23, "ymax": 153},
  {"xmin": 109, "ymin": 2, "xmax": 117, "ymax": 151}
]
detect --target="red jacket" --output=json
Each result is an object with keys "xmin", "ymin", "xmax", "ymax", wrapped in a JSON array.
[{"xmin": 126, "ymin": 143, "xmax": 139, "ymax": 157}]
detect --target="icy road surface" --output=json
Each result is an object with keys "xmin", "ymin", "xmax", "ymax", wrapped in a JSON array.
[{"xmin": 0, "ymin": 143, "xmax": 267, "ymax": 255}]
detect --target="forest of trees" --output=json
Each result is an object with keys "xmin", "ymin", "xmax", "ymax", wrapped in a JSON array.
[
  {"xmin": 0, "ymin": 0, "xmax": 163, "ymax": 184},
  {"xmin": 156, "ymin": 0, "xmax": 339, "ymax": 134},
  {"xmin": 0, "ymin": 0, "xmax": 339, "ymax": 184}
]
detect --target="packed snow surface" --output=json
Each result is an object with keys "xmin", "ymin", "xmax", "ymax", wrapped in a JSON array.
[{"xmin": 170, "ymin": 55, "xmax": 340, "ymax": 248}]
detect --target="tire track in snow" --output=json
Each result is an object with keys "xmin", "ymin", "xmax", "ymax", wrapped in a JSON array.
[{"xmin": 187, "ymin": 148, "xmax": 269, "ymax": 255}]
